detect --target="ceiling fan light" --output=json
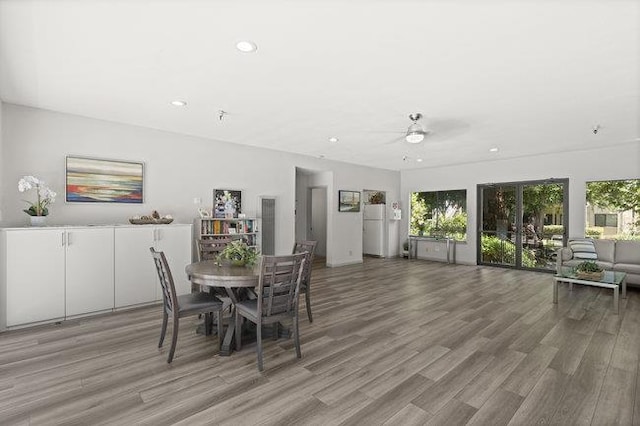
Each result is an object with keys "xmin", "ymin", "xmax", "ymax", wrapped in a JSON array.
[{"xmin": 405, "ymin": 131, "xmax": 424, "ymax": 143}]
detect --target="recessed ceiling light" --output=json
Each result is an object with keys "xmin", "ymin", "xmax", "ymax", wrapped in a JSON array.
[
  {"xmin": 489, "ymin": 147, "xmax": 499, "ymax": 152},
  {"xmin": 416, "ymin": 158, "xmax": 423, "ymax": 162},
  {"xmin": 236, "ymin": 41, "xmax": 258, "ymax": 53},
  {"xmin": 328, "ymin": 137, "xmax": 339, "ymax": 143},
  {"xmin": 170, "ymin": 100, "xmax": 187, "ymax": 107}
]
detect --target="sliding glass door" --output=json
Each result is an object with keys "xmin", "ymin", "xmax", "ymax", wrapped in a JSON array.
[{"xmin": 478, "ymin": 179, "xmax": 568, "ymax": 271}]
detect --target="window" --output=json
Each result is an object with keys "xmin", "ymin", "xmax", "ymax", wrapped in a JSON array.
[
  {"xmin": 410, "ymin": 190, "xmax": 467, "ymax": 241},
  {"xmin": 586, "ymin": 179, "xmax": 640, "ymax": 240},
  {"xmin": 594, "ymin": 213, "xmax": 618, "ymax": 228}
]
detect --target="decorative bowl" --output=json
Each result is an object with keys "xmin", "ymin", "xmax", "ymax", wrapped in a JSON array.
[
  {"xmin": 575, "ymin": 271, "xmax": 603, "ymax": 281},
  {"xmin": 129, "ymin": 218, "xmax": 174, "ymax": 225}
]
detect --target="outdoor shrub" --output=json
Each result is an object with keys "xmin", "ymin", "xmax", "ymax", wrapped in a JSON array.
[
  {"xmin": 481, "ymin": 235, "xmax": 536, "ymax": 268},
  {"xmin": 585, "ymin": 227, "xmax": 604, "ymax": 239},
  {"xmin": 542, "ymin": 225, "xmax": 564, "ymax": 239}
]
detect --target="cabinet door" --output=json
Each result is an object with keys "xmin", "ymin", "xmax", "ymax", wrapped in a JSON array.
[
  {"xmin": 5, "ymin": 229, "xmax": 66, "ymax": 326},
  {"xmin": 155, "ymin": 225, "xmax": 192, "ymax": 297},
  {"xmin": 114, "ymin": 227, "xmax": 156, "ymax": 307},
  {"xmin": 65, "ymin": 228, "xmax": 115, "ymax": 316}
]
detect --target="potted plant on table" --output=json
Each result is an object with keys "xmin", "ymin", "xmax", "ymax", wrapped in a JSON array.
[
  {"xmin": 217, "ymin": 240, "xmax": 258, "ymax": 267},
  {"xmin": 575, "ymin": 260, "xmax": 603, "ymax": 280},
  {"xmin": 18, "ymin": 176, "xmax": 57, "ymax": 226}
]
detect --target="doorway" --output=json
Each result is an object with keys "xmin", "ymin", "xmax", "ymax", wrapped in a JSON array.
[
  {"xmin": 477, "ymin": 179, "xmax": 568, "ymax": 271},
  {"xmin": 309, "ymin": 187, "xmax": 327, "ymax": 257}
]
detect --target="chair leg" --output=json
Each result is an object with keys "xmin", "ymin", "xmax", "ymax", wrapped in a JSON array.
[
  {"xmin": 257, "ymin": 320, "xmax": 263, "ymax": 371},
  {"xmin": 294, "ymin": 313, "xmax": 301, "ymax": 359},
  {"xmin": 272, "ymin": 323, "xmax": 278, "ymax": 340},
  {"xmin": 235, "ymin": 310, "xmax": 242, "ymax": 351},
  {"xmin": 159, "ymin": 311, "xmax": 168, "ymax": 348},
  {"xmin": 167, "ymin": 316, "xmax": 179, "ymax": 363},
  {"xmin": 204, "ymin": 312, "xmax": 213, "ymax": 335},
  {"xmin": 216, "ymin": 310, "xmax": 224, "ymax": 350},
  {"xmin": 305, "ymin": 286, "xmax": 313, "ymax": 323}
]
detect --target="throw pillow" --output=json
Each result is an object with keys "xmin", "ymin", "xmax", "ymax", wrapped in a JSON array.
[{"xmin": 569, "ymin": 239, "xmax": 598, "ymax": 260}]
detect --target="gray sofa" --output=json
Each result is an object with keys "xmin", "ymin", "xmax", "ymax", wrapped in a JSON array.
[{"xmin": 557, "ymin": 239, "xmax": 640, "ymax": 286}]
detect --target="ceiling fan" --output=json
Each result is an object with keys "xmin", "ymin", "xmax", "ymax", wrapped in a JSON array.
[
  {"xmin": 405, "ymin": 113, "xmax": 430, "ymax": 143},
  {"xmin": 382, "ymin": 113, "xmax": 469, "ymax": 146}
]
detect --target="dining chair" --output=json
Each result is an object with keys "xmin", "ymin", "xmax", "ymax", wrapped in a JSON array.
[
  {"xmin": 235, "ymin": 253, "xmax": 306, "ymax": 371},
  {"xmin": 197, "ymin": 236, "xmax": 233, "ymax": 261},
  {"xmin": 292, "ymin": 240, "xmax": 318, "ymax": 322},
  {"xmin": 194, "ymin": 236, "xmax": 234, "ymax": 294},
  {"xmin": 150, "ymin": 247, "xmax": 224, "ymax": 363}
]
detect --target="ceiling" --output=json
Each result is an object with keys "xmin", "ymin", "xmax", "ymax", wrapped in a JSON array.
[{"xmin": 1, "ymin": 0, "xmax": 638, "ymax": 171}]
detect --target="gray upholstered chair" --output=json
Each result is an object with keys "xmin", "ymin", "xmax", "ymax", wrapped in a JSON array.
[
  {"xmin": 234, "ymin": 253, "xmax": 306, "ymax": 371},
  {"xmin": 150, "ymin": 247, "xmax": 224, "ymax": 363},
  {"xmin": 292, "ymin": 240, "xmax": 317, "ymax": 322}
]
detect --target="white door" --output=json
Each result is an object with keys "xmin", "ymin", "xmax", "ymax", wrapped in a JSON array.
[
  {"xmin": 5, "ymin": 229, "xmax": 66, "ymax": 326},
  {"xmin": 310, "ymin": 187, "xmax": 327, "ymax": 257},
  {"xmin": 65, "ymin": 228, "xmax": 115, "ymax": 316},
  {"xmin": 114, "ymin": 227, "xmax": 157, "ymax": 307},
  {"xmin": 155, "ymin": 225, "xmax": 192, "ymax": 297}
]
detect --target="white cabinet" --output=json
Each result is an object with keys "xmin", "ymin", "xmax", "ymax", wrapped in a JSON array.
[
  {"xmin": 154, "ymin": 226, "xmax": 192, "ymax": 297},
  {"xmin": 1, "ymin": 224, "xmax": 192, "ymax": 329},
  {"xmin": 114, "ymin": 225, "xmax": 191, "ymax": 308},
  {"xmin": 65, "ymin": 228, "xmax": 114, "ymax": 317},
  {"xmin": 3, "ymin": 229, "xmax": 66, "ymax": 327}
]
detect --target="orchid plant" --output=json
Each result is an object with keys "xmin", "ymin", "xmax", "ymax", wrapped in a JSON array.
[{"xmin": 18, "ymin": 176, "xmax": 57, "ymax": 216}]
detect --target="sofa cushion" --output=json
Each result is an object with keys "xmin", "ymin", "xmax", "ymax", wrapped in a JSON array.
[
  {"xmin": 593, "ymin": 239, "xmax": 616, "ymax": 263},
  {"xmin": 614, "ymin": 263, "xmax": 640, "ymax": 275},
  {"xmin": 569, "ymin": 239, "xmax": 598, "ymax": 260},
  {"xmin": 614, "ymin": 241, "xmax": 640, "ymax": 265}
]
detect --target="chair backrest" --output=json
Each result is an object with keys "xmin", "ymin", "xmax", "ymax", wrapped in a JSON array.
[
  {"xmin": 257, "ymin": 253, "xmax": 306, "ymax": 318},
  {"xmin": 292, "ymin": 240, "xmax": 317, "ymax": 285},
  {"xmin": 197, "ymin": 236, "xmax": 233, "ymax": 261},
  {"xmin": 150, "ymin": 247, "xmax": 178, "ymax": 315}
]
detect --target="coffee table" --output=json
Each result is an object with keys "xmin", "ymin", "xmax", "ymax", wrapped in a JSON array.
[{"xmin": 553, "ymin": 268, "xmax": 627, "ymax": 314}]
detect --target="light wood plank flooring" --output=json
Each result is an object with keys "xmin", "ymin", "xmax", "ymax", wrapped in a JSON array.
[{"xmin": 1, "ymin": 258, "xmax": 639, "ymax": 425}]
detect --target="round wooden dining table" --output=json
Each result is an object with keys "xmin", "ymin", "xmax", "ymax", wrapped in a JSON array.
[{"xmin": 185, "ymin": 260, "xmax": 259, "ymax": 356}]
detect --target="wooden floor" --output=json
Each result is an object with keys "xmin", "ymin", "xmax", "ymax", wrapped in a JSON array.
[{"xmin": 1, "ymin": 258, "xmax": 639, "ymax": 425}]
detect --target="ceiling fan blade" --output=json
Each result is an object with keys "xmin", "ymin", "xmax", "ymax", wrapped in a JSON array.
[{"xmin": 384, "ymin": 135, "xmax": 406, "ymax": 145}]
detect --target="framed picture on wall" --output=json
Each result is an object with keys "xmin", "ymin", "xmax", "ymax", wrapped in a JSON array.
[
  {"xmin": 339, "ymin": 190, "xmax": 361, "ymax": 212},
  {"xmin": 213, "ymin": 189, "xmax": 242, "ymax": 218},
  {"xmin": 65, "ymin": 156, "xmax": 144, "ymax": 203}
]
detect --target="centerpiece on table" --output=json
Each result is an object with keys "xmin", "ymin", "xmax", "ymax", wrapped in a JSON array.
[
  {"xmin": 575, "ymin": 260, "xmax": 603, "ymax": 281},
  {"xmin": 18, "ymin": 175, "xmax": 57, "ymax": 226},
  {"xmin": 217, "ymin": 240, "xmax": 258, "ymax": 267}
]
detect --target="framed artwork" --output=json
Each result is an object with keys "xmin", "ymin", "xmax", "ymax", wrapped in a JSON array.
[
  {"xmin": 213, "ymin": 189, "xmax": 242, "ymax": 218},
  {"xmin": 339, "ymin": 190, "xmax": 361, "ymax": 212},
  {"xmin": 65, "ymin": 156, "xmax": 144, "ymax": 203}
]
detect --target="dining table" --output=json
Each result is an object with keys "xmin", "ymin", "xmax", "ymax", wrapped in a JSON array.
[{"xmin": 186, "ymin": 260, "xmax": 259, "ymax": 356}]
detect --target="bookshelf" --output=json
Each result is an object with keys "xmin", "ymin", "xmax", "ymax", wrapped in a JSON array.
[{"xmin": 194, "ymin": 217, "xmax": 259, "ymax": 249}]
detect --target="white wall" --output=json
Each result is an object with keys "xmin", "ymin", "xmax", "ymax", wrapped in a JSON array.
[
  {"xmin": 0, "ymin": 104, "xmax": 401, "ymax": 262},
  {"xmin": 401, "ymin": 142, "xmax": 640, "ymax": 265},
  {"xmin": 0, "ymin": 102, "xmax": 3, "ymax": 222}
]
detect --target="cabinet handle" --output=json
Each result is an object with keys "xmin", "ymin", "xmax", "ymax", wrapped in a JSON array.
[
  {"xmin": 61, "ymin": 232, "xmax": 65, "ymax": 246},
  {"xmin": 67, "ymin": 232, "xmax": 71, "ymax": 246}
]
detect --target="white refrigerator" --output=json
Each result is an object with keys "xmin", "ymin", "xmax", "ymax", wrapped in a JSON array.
[{"xmin": 363, "ymin": 204, "xmax": 385, "ymax": 257}]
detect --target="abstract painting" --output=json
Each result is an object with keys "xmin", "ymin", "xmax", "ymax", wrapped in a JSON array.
[{"xmin": 66, "ymin": 156, "xmax": 144, "ymax": 203}]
